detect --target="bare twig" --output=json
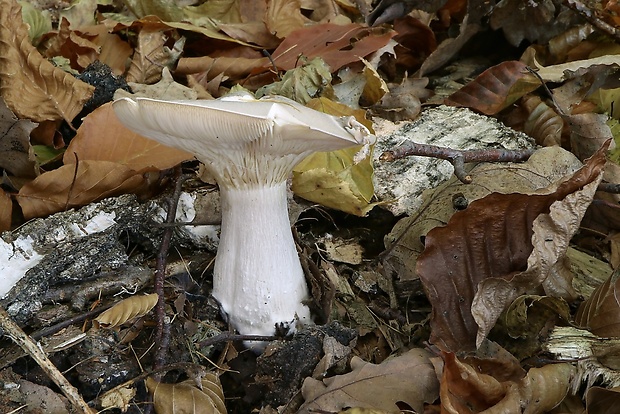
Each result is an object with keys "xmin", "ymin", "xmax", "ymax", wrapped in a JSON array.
[
  {"xmin": 380, "ymin": 142, "xmax": 536, "ymax": 183},
  {"xmin": 0, "ymin": 306, "xmax": 93, "ymax": 414},
  {"xmin": 563, "ymin": 0, "xmax": 620, "ymax": 43},
  {"xmin": 153, "ymin": 168, "xmax": 190, "ymax": 370}
]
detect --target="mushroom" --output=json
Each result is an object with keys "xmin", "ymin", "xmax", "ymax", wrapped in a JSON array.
[{"xmin": 112, "ymin": 93, "xmax": 373, "ymax": 348}]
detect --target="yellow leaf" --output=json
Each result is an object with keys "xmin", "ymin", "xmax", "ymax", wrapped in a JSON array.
[{"xmin": 146, "ymin": 373, "xmax": 227, "ymax": 414}]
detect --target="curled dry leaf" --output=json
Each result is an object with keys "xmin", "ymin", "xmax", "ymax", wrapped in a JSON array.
[
  {"xmin": 146, "ymin": 372, "xmax": 226, "ymax": 414},
  {"xmin": 441, "ymin": 352, "xmax": 574, "ymax": 414},
  {"xmin": 444, "ymin": 60, "xmax": 540, "ymax": 115},
  {"xmin": 575, "ymin": 268, "xmax": 620, "ymax": 338},
  {"xmin": 0, "ymin": 97, "xmax": 37, "ymax": 178},
  {"xmin": 518, "ymin": 95, "xmax": 564, "ymax": 146},
  {"xmin": 95, "ymin": 293, "xmax": 158, "ymax": 328},
  {"xmin": 299, "ymin": 348, "xmax": 439, "ymax": 414},
  {"xmin": 0, "ymin": 0, "xmax": 94, "ymax": 123},
  {"xmin": 16, "ymin": 160, "xmax": 144, "ymax": 219},
  {"xmin": 417, "ymin": 143, "xmax": 607, "ymax": 352}
]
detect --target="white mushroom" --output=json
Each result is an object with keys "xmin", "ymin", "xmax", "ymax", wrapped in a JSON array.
[{"xmin": 113, "ymin": 93, "xmax": 373, "ymax": 349}]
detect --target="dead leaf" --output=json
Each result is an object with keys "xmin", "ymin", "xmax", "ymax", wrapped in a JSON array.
[
  {"xmin": 566, "ymin": 113, "xmax": 614, "ymax": 161},
  {"xmin": 586, "ymin": 386, "xmax": 620, "ymax": 414},
  {"xmin": 299, "ymin": 348, "xmax": 439, "ymax": 414},
  {"xmin": 417, "ymin": 144, "xmax": 607, "ymax": 352},
  {"xmin": 256, "ymin": 57, "xmax": 333, "ymax": 104},
  {"xmin": 44, "ymin": 18, "xmax": 99, "ymax": 71},
  {"xmin": 0, "ymin": 98, "xmax": 37, "ymax": 178},
  {"xmin": 0, "ymin": 188, "xmax": 11, "ymax": 232},
  {"xmin": 444, "ymin": 61, "xmax": 540, "ymax": 115},
  {"xmin": 95, "ymin": 293, "xmax": 158, "ymax": 328},
  {"xmin": 100, "ymin": 385, "xmax": 137, "ymax": 412},
  {"xmin": 575, "ymin": 268, "xmax": 620, "ymax": 338},
  {"xmin": 0, "ymin": 0, "xmax": 94, "ymax": 123},
  {"xmin": 146, "ymin": 372, "xmax": 227, "ymax": 414},
  {"xmin": 292, "ymin": 98, "xmax": 376, "ymax": 216},
  {"xmin": 264, "ymin": 0, "xmax": 306, "ymax": 39},
  {"xmin": 441, "ymin": 352, "xmax": 574, "ymax": 414},
  {"xmin": 489, "ymin": 0, "xmax": 576, "ymax": 47},
  {"xmin": 126, "ymin": 29, "xmax": 183, "ymax": 84},
  {"xmin": 516, "ymin": 95, "xmax": 564, "ymax": 146},
  {"xmin": 64, "ymin": 102, "xmax": 194, "ymax": 171},
  {"xmin": 16, "ymin": 160, "xmax": 144, "ymax": 219},
  {"xmin": 271, "ymin": 23, "xmax": 395, "ymax": 72},
  {"xmin": 125, "ymin": 67, "xmax": 199, "ymax": 100}
]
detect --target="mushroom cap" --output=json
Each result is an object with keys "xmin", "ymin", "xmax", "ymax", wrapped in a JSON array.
[{"xmin": 113, "ymin": 94, "xmax": 373, "ymax": 187}]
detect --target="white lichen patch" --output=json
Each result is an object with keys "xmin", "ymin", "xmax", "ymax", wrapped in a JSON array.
[
  {"xmin": 0, "ymin": 235, "xmax": 44, "ymax": 298},
  {"xmin": 373, "ymin": 106, "xmax": 536, "ymax": 216}
]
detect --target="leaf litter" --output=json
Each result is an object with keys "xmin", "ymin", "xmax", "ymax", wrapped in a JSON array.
[{"xmin": 1, "ymin": 0, "xmax": 620, "ymax": 413}]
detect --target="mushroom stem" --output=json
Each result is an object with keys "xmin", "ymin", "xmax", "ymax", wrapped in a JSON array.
[{"xmin": 213, "ymin": 182, "xmax": 310, "ymax": 343}]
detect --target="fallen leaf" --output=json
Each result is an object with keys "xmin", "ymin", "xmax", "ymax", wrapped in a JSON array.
[
  {"xmin": 16, "ymin": 160, "xmax": 144, "ymax": 219},
  {"xmin": 575, "ymin": 268, "xmax": 620, "ymax": 338},
  {"xmin": 0, "ymin": 188, "xmax": 11, "ymax": 232},
  {"xmin": 126, "ymin": 29, "xmax": 184, "ymax": 84},
  {"xmin": 417, "ymin": 144, "xmax": 607, "ymax": 351},
  {"xmin": 271, "ymin": 23, "xmax": 395, "ymax": 72},
  {"xmin": 0, "ymin": 98, "xmax": 37, "ymax": 178},
  {"xmin": 64, "ymin": 102, "xmax": 194, "ymax": 171},
  {"xmin": 0, "ymin": 0, "xmax": 94, "ymax": 123},
  {"xmin": 146, "ymin": 373, "xmax": 227, "ymax": 414},
  {"xmin": 264, "ymin": 0, "xmax": 306, "ymax": 39},
  {"xmin": 586, "ymin": 386, "xmax": 620, "ymax": 414},
  {"xmin": 444, "ymin": 61, "xmax": 540, "ymax": 115},
  {"xmin": 299, "ymin": 348, "xmax": 439, "ymax": 414},
  {"xmin": 95, "ymin": 293, "xmax": 158, "ymax": 328},
  {"xmin": 441, "ymin": 352, "xmax": 574, "ymax": 414}
]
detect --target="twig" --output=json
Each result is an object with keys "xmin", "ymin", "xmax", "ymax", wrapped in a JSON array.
[
  {"xmin": 380, "ymin": 142, "xmax": 536, "ymax": 183},
  {"xmin": 153, "ymin": 167, "xmax": 190, "ymax": 371},
  {"xmin": 196, "ymin": 332, "xmax": 280, "ymax": 349},
  {"xmin": 563, "ymin": 0, "xmax": 620, "ymax": 43},
  {"xmin": 0, "ymin": 306, "xmax": 93, "ymax": 414}
]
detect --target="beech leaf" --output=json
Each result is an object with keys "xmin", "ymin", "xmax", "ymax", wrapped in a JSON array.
[
  {"xmin": 95, "ymin": 293, "xmax": 158, "ymax": 328},
  {"xmin": 0, "ymin": 0, "xmax": 94, "ymax": 123},
  {"xmin": 417, "ymin": 143, "xmax": 608, "ymax": 352},
  {"xmin": 16, "ymin": 160, "xmax": 144, "ymax": 219},
  {"xmin": 299, "ymin": 348, "xmax": 439, "ymax": 414},
  {"xmin": 444, "ymin": 61, "xmax": 540, "ymax": 115},
  {"xmin": 271, "ymin": 23, "xmax": 395, "ymax": 72},
  {"xmin": 64, "ymin": 102, "xmax": 194, "ymax": 171},
  {"xmin": 146, "ymin": 373, "xmax": 226, "ymax": 414},
  {"xmin": 575, "ymin": 268, "xmax": 620, "ymax": 338},
  {"xmin": 0, "ymin": 97, "xmax": 37, "ymax": 177},
  {"xmin": 441, "ymin": 352, "xmax": 574, "ymax": 414}
]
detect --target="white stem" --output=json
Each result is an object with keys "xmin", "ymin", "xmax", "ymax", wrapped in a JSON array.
[{"xmin": 212, "ymin": 183, "xmax": 311, "ymax": 340}]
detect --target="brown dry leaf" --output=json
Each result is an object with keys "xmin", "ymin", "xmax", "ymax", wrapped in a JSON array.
[
  {"xmin": 0, "ymin": 188, "xmax": 11, "ymax": 232},
  {"xmin": 566, "ymin": 113, "xmax": 614, "ymax": 161},
  {"xmin": 489, "ymin": 0, "xmax": 576, "ymax": 47},
  {"xmin": 299, "ymin": 348, "xmax": 439, "ymax": 414},
  {"xmin": 65, "ymin": 102, "xmax": 193, "ymax": 170},
  {"xmin": 44, "ymin": 18, "xmax": 99, "ymax": 71},
  {"xmin": 575, "ymin": 268, "xmax": 620, "ymax": 338},
  {"xmin": 95, "ymin": 293, "xmax": 158, "ymax": 328},
  {"xmin": 124, "ymin": 67, "xmax": 199, "ymax": 100},
  {"xmin": 271, "ymin": 23, "xmax": 395, "ymax": 72},
  {"xmin": 0, "ymin": 0, "xmax": 94, "ymax": 123},
  {"xmin": 126, "ymin": 28, "xmax": 182, "ymax": 84},
  {"xmin": 586, "ymin": 386, "xmax": 620, "ymax": 414},
  {"xmin": 417, "ymin": 144, "xmax": 607, "ymax": 352},
  {"xmin": 264, "ymin": 0, "xmax": 306, "ymax": 39},
  {"xmin": 0, "ymin": 97, "xmax": 37, "ymax": 178},
  {"xmin": 444, "ymin": 61, "xmax": 540, "ymax": 115},
  {"xmin": 177, "ymin": 55, "xmax": 270, "ymax": 83},
  {"xmin": 383, "ymin": 146, "xmax": 583, "ymax": 284},
  {"xmin": 146, "ymin": 372, "xmax": 227, "ymax": 414},
  {"xmin": 82, "ymin": 24, "xmax": 133, "ymax": 76},
  {"xmin": 441, "ymin": 352, "xmax": 574, "ymax": 414},
  {"xmin": 16, "ymin": 160, "xmax": 144, "ymax": 219},
  {"xmin": 517, "ymin": 95, "xmax": 564, "ymax": 146}
]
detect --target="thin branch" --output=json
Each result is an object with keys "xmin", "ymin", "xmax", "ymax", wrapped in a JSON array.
[
  {"xmin": 380, "ymin": 142, "xmax": 536, "ymax": 183},
  {"xmin": 0, "ymin": 306, "xmax": 93, "ymax": 414},
  {"xmin": 563, "ymin": 0, "xmax": 620, "ymax": 43}
]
